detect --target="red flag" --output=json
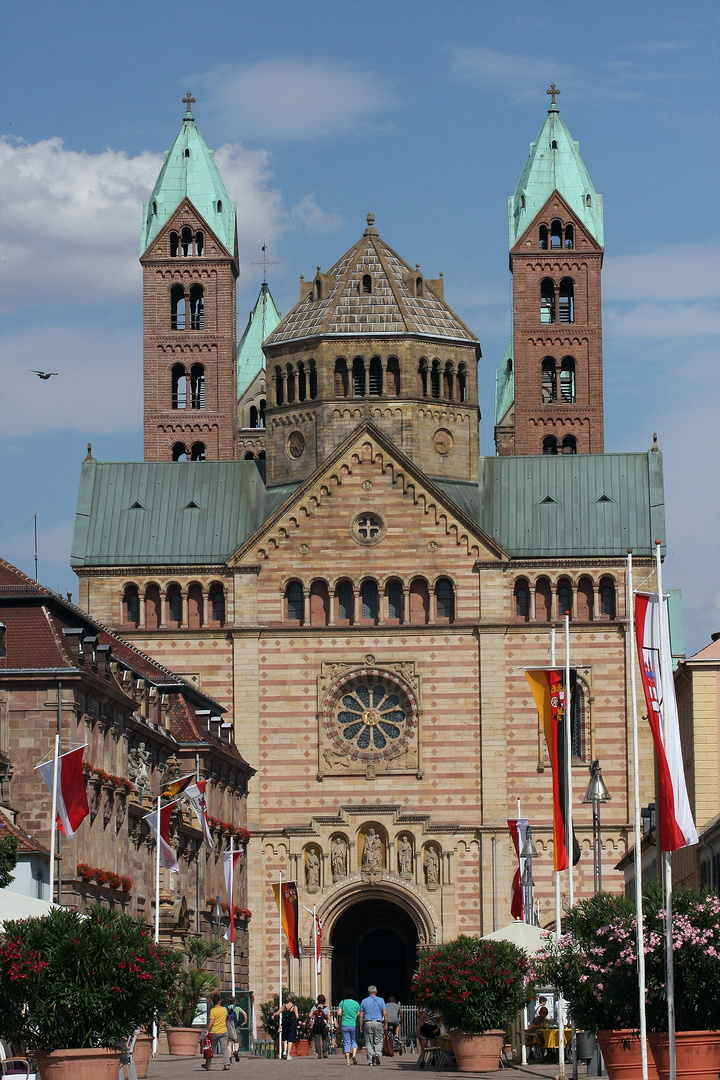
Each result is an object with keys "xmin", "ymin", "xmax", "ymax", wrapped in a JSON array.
[
  {"xmin": 507, "ymin": 817, "xmax": 528, "ymax": 920},
  {"xmin": 36, "ymin": 746, "xmax": 89, "ymax": 839},
  {"xmin": 223, "ymin": 849, "xmax": 243, "ymax": 942},
  {"xmin": 635, "ymin": 592, "xmax": 697, "ymax": 851},
  {"xmin": 143, "ymin": 800, "xmax": 179, "ymax": 873},
  {"xmin": 186, "ymin": 780, "xmax": 214, "ymax": 851},
  {"xmin": 272, "ymin": 881, "xmax": 300, "ymax": 958},
  {"xmin": 525, "ymin": 668, "xmax": 580, "ymax": 871}
]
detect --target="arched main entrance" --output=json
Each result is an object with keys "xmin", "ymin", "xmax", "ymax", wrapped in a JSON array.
[{"xmin": 331, "ymin": 897, "xmax": 419, "ymax": 1004}]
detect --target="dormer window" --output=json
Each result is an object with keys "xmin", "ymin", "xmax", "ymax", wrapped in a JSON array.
[
  {"xmin": 551, "ymin": 140, "xmax": 558, "ymax": 150},
  {"xmin": 586, "ymin": 194, "xmax": 592, "ymax": 207},
  {"xmin": 362, "ymin": 274, "xmax": 372, "ymax": 294},
  {"xmin": 416, "ymin": 277, "xmax": 423, "ymax": 297},
  {"xmin": 519, "ymin": 193, "xmax": 525, "ymax": 209},
  {"xmin": 184, "ymin": 148, "xmax": 190, "ymax": 158},
  {"xmin": 315, "ymin": 279, "xmax": 323, "ymax": 300},
  {"xmin": 217, "ymin": 200, "xmax": 223, "ymax": 212},
  {"xmin": 152, "ymin": 201, "xmax": 157, "ymax": 215}
]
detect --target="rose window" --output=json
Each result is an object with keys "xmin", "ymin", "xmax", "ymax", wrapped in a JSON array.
[{"xmin": 337, "ymin": 682, "xmax": 406, "ymax": 751}]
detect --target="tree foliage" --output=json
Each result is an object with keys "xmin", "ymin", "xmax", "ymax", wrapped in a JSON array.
[{"xmin": 0, "ymin": 835, "xmax": 18, "ymax": 889}]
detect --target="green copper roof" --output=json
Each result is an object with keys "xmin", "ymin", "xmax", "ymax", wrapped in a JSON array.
[
  {"xmin": 140, "ymin": 109, "xmax": 236, "ymax": 256},
  {"xmin": 237, "ymin": 283, "xmax": 282, "ymax": 398},
  {"xmin": 509, "ymin": 105, "xmax": 603, "ymax": 248},
  {"xmin": 494, "ymin": 337, "xmax": 514, "ymax": 426}
]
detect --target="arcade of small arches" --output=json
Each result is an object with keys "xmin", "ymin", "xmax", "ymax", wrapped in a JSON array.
[
  {"xmin": 283, "ymin": 575, "xmax": 455, "ymax": 626},
  {"xmin": 169, "ymin": 227, "xmax": 204, "ymax": 258},
  {"xmin": 513, "ymin": 573, "xmax": 617, "ymax": 622},
  {"xmin": 172, "ymin": 441, "xmax": 206, "ymax": 461},
  {"xmin": 271, "ymin": 356, "xmax": 470, "ymax": 405},
  {"xmin": 122, "ymin": 580, "xmax": 227, "ymax": 629},
  {"xmin": 537, "ymin": 219, "xmax": 577, "ymax": 251}
]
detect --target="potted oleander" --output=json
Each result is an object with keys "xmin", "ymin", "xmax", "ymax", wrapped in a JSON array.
[
  {"xmin": 163, "ymin": 936, "xmax": 223, "ymax": 1055},
  {"xmin": 0, "ymin": 904, "xmax": 181, "ymax": 1080},
  {"xmin": 412, "ymin": 935, "xmax": 533, "ymax": 1071}
]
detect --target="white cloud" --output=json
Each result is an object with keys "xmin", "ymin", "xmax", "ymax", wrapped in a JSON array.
[
  {"xmin": 604, "ymin": 246, "xmax": 720, "ymax": 303},
  {"xmin": 287, "ymin": 194, "xmax": 344, "ymax": 234},
  {"xmin": 201, "ymin": 59, "xmax": 398, "ymax": 140}
]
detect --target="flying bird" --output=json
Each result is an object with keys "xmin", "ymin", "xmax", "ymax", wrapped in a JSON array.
[{"xmin": 31, "ymin": 371, "xmax": 58, "ymax": 380}]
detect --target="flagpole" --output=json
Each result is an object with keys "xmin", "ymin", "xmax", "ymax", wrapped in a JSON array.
[
  {"xmin": 154, "ymin": 794, "xmax": 161, "ymax": 945},
  {"xmin": 654, "ymin": 539, "xmax": 676, "ymax": 1080},
  {"xmin": 313, "ymin": 905, "xmax": 318, "ymax": 1002},
  {"xmin": 628, "ymin": 551, "xmax": 650, "ymax": 1080},
  {"xmin": 49, "ymin": 681, "xmax": 61, "ymax": 906},
  {"xmin": 564, "ymin": 611, "xmax": 574, "ymax": 909},
  {"xmin": 230, "ymin": 834, "xmax": 236, "ymax": 998},
  {"xmin": 278, "ymin": 870, "xmax": 284, "ymax": 1059},
  {"xmin": 549, "ymin": 630, "xmax": 565, "ymax": 1076}
]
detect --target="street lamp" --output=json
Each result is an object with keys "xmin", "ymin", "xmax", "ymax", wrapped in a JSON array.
[
  {"xmin": 583, "ymin": 759, "xmax": 611, "ymax": 893},
  {"xmin": 520, "ymin": 825, "xmax": 539, "ymax": 924}
]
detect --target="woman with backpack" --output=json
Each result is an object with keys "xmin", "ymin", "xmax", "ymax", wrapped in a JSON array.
[
  {"xmin": 226, "ymin": 996, "xmax": 248, "ymax": 1063},
  {"xmin": 310, "ymin": 994, "xmax": 331, "ymax": 1058}
]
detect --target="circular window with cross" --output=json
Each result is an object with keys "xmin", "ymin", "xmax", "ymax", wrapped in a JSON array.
[{"xmin": 349, "ymin": 512, "xmax": 386, "ymax": 546}]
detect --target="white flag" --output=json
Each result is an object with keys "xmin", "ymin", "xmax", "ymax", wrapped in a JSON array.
[{"xmin": 185, "ymin": 780, "xmax": 214, "ymax": 851}]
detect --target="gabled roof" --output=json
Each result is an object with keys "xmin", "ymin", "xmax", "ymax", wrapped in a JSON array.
[
  {"xmin": 265, "ymin": 214, "xmax": 478, "ymax": 347},
  {"xmin": 509, "ymin": 105, "xmax": 603, "ymax": 248},
  {"xmin": 237, "ymin": 283, "xmax": 281, "ymax": 398},
  {"xmin": 0, "ymin": 810, "xmax": 50, "ymax": 857},
  {"xmin": 140, "ymin": 106, "xmax": 236, "ymax": 255}
]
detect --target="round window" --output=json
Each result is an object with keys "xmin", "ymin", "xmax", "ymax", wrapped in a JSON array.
[
  {"xmin": 324, "ymin": 669, "xmax": 418, "ymax": 764},
  {"xmin": 349, "ymin": 512, "xmax": 386, "ymax": 546}
]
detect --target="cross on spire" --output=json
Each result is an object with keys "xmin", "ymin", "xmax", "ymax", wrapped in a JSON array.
[
  {"xmin": 546, "ymin": 83, "xmax": 560, "ymax": 106},
  {"xmin": 251, "ymin": 243, "xmax": 279, "ymax": 285},
  {"xmin": 182, "ymin": 92, "xmax": 196, "ymax": 116}
]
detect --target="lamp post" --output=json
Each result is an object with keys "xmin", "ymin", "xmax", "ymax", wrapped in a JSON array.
[
  {"xmin": 583, "ymin": 759, "xmax": 611, "ymax": 893},
  {"xmin": 520, "ymin": 825, "xmax": 539, "ymax": 924},
  {"xmin": 213, "ymin": 894, "xmax": 223, "ymax": 985}
]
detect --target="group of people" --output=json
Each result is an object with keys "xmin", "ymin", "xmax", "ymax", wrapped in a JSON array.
[
  {"xmin": 274, "ymin": 987, "xmax": 405, "ymax": 1065},
  {"xmin": 203, "ymin": 995, "xmax": 248, "ymax": 1071}
]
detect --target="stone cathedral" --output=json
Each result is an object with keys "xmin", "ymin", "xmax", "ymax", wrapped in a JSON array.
[{"xmin": 71, "ymin": 92, "xmax": 663, "ymax": 1002}]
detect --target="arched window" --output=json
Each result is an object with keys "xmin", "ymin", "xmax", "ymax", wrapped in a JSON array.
[
  {"xmin": 190, "ymin": 442, "xmax": 205, "ymax": 461},
  {"xmin": 409, "ymin": 577, "xmax": 429, "ymax": 624},
  {"xmin": 430, "ymin": 360, "xmax": 441, "ymax": 399},
  {"xmin": 386, "ymin": 356, "xmax": 400, "ymax": 396},
  {"xmin": 416, "ymin": 276, "xmax": 423, "ymax": 297},
  {"xmin": 514, "ymin": 578, "xmax": 529, "ymax": 620},
  {"xmin": 571, "ymin": 679, "xmax": 585, "ymax": 760},
  {"xmin": 551, "ymin": 220, "xmax": 562, "ymax": 249},
  {"xmin": 258, "ymin": 450, "xmax": 266, "ymax": 460},
  {"xmin": 561, "ymin": 434, "xmax": 577, "ymax": 455},
  {"xmin": 386, "ymin": 579, "xmax": 403, "ymax": 622},
  {"xmin": 540, "ymin": 278, "xmax": 555, "ymax": 324},
  {"xmin": 362, "ymin": 274, "xmax": 372, "ymax": 294},
  {"xmin": 274, "ymin": 367, "xmax": 284, "ymax": 405},
  {"xmin": 195, "ymin": 231, "xmax": 204, "ymax": 256},
  {"xmin": 436, "ymin": 578, "xmax": 454, "ymax": 621},
  {"xmin": 586, "ymin": 194, "xmax": 592, "ymax": 207},
  {"xmin": 297, "ymin": 361, "xmax": 307, "ymax": 402},
  {"xmin": 217, "ymin": 200, "xmax": 223, "ymax": 213},
  {"xmin": 285, "ymin": 581, "xmax": 304, "ymax": 623},
  {"xmin": 600, "ymin": 577, "xmax": 616, "ymax": 618},
  {"xmin": 243, "ymin": 451, "xmax": 255, "ymax": 460},
  {"xmin": 557, "ymin": 579, "xmax": 572, "ymax": 616},
  {"xmin": 457, "ymin": 364, "xmax": 467, "ymax": 402},
  {"xmin": 535, "ymin": 577, "xmax": 552, "ymax": 621},
  {"xmin": 360, "ymin": 580, "xmax": 378, "ymax": 623},
  {"xmin": 539, "ymin": 224, "xmax": 548, "ymax": 250},
  {"xmin": 443, "ymin": 362, "xmax": 454, "ymax": 400},
  {"xmin": 189, "ymin": 284, "xmax": 204, "ymax": 330},
  {"xmin": 259, "ymin": 398, "xmax": 266, "ymax": 425},
  {"xmin": 210, "ymin": 585, "xmax": 225, "ymax": 625},
  {"xmin": 352, "ymin": 357, "xmax": 366, "ymax": 397},
  {"xmin": 542, "ymin": 435, "xmax": 558, "ymax": 455},
  {"xmin": 564, "ymin": 224, "xmax": 574, "ymax": 250},
  {"xmin": 315, "ymin": 278, "xmax": 322, "ymax": 300},
  {"xmin": 172, "ymin": 442, "xmax": 188, "ymax": 461},
  {"xmin": 172, "ymin": 364, "xmax": 187, "ymax": 409},
  {"xmin": 559, "ymin": 279, "xmax": 574, "ymax": 323},
  {"xmin": 308, "ymin": 361, "xmax": 317, "ymax": 399},
  {"xmin": 334, "ymin": 358, "xmax": 348, "ymax": 397},
  {"xmin": 369, "ymin": 356, "xmax": 383, "ymax": 396},
  {"xmin": 170, "ymin": 285, "xmax": 186, "ymax": 330},
  {"xmin": 187, "ymin": 582, "xmax": 203, "ymax": 628},
  {"xmin": 336, "ymin": 580, "xmax": 353, "ymax": 624},
  {"xmin": 418, "ymin": 359, "xmax": 428, "ymax": 397},
  {"xmin": 123, "ymin": 585, "xmax": 140, "ymax": 628},
  {"xmin": 190, "ymin": 363, "xmax": 205, "ymax": 409},
  {"xmin": 166, "ymin": 585, "xmax": 182, "ymax": 626},
  {"xmin": 170, "ymin": 231, "xmax": 179, "ymax": 257},
  {"xmin": 285, "ymin": 364, "xmax": 296, "ymax": 404},
  {"xmin": 310, "ymin": 580, "xmax": 329, "ymax": 626},
  {"xmin": 577, "ymin": 576, "xmax": 594, "ymax": 620},
  {"xmin": 542, "ymin": 357, "xmax": 556, "ymax": 402},
  {"xmin": 560, "ymin": 358, "xmax": 576, "ymax": 402},
  {"xmin": 181, "ymin": 226, "xmax": 193, "ymax": 256},
  {"xmin": 249, "ymin": 405, "xmax": 258, "ymax": 428},
  {"xmin": 145, "ymin": 584, "xmax": 161, "ymax": 629}
]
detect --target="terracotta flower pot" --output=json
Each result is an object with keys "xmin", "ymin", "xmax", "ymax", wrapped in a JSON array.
[
  {"xmin": 448, "ymin": 1029, "xmax": 505, "ymax": 1072},
  {"xmin": 648, "ymin": 1031, "xmax": 720, "ymax": 1080},
  {"xmin": 292, "ymin": 1038, "xmax": 311, "ymax": 1056},
  {"xmin": 165, "ymin": 1025, "xmax": 201, "ymax": 1055},
  {"xmin": 597, "ymin": 1030, "xmax": 658, "ymax": 1080},
  {"xmin": 35, "ymin": 1048, "xmax": 123, "ymax": 1080},
  {"xmin": 132, "ymin": 1034, "xmax": 153, "ymax": 1079}
]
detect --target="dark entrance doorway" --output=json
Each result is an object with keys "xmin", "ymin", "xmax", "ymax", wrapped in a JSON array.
[{"xmin": 331, "ymin": 897, "xmax": 418, "ymax": 1005}]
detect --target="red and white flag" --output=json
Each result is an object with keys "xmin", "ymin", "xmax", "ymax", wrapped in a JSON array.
[
  {"xmin": 185, "ymin": 780, "xmax": 214, "ymax": 851},
  {"xmin": 507, "ymin": 817, "xmax": 529, "ymax": 921},
  {"xmin": 635, "ymin": 592, "xmax": 698, "ymax": 851},
  {"xmin": 223, "ymin": 849, "xmax": 243, "ymax": 942},
  {"xmin": 36, "ymin": 746, "xmax": 89, "ymax": 839},
  {"xmin": 143, "ymin": 800, "xmax": 180, "ymax": 873},
  {"xmin": 314, "ymin": 911, "xmax": 323, "ymax": 975}
]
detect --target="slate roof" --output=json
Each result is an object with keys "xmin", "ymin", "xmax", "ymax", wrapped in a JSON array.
[
  {"xmin": 509, "ymin": 105, "xmax": 603, "ymax": 248},
  {"xmin": 265, "ymin": 215, "xmax": 478, "ymax": 347},
  {"xmin": 237, "ymin": 283, "xmax": 281, "ymax": 398}
]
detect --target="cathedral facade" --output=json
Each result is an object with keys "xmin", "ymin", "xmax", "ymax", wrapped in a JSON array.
[{"xmin": 71, "ymin": 96, "xmax": 662, "ymax": 1002}]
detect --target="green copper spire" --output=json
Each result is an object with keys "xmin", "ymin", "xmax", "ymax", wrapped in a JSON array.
[
  {"xmin": 237, "ymin": 281, "xmax": 282, "ymax": 398},
  {"xmin": 509, "ymin": 89, "xmax": 603, "ymax": 248},
  {"xmin": 140, "ymin": 94, "xmax": 236, "ymax": 255}
]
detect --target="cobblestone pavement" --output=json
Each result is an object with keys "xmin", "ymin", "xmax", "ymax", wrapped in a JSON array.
[{"xmin": 141, "ymin": 1050, "xmax": 566, "ymax": 1079}]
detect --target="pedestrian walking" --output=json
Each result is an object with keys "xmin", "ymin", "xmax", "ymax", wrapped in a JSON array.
[
  {"xmin": 204, "ymin": 993, "xmax": 231, "ymax": 1071},
  {"xmin": 310, "ymin": 994, "xmax": 331, "ymax": 1058},
  {"xmin": 385, "ymin": 998, "xmax": 403, "ymax": 1054},
  {"xmin": 226, "ymin": 996, "xmax": 248, "ymax": 1063},
  {"xmin": 274, "ymin": 993, "xmax": 299, "ymax": 1059},
  {"xmin": 336, "ymin": 988, "xmax": 361, "ymax": 1065},
  {"xmin": 358, "ymin": 985, "xmax": 387, "ymax": 1066}
]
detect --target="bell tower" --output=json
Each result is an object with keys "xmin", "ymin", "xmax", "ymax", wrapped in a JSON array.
[
  {"xmin": 496, "ymin": 87, "xmax": 605, "ymax": 456},
  {"xmin": 140, "ymin": 94, "xmax": 239, "ymax": 462}
]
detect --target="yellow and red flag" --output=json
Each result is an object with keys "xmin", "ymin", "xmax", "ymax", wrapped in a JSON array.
[
  {"xmin": 525, "ymin": 668, "xmax": 580, "ymax": 871},
  {"xmin": 272, "ymin": 880, "xmax": 300, "ymax": 958}
]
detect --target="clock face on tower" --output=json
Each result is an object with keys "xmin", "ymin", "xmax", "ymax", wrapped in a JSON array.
[
  {"xmin": 433, "ymin": 428, "xmax": 454, "ymax": 456},
  {"xmin": 286, "ymin": 430, "xmax": 305, "ymax": 459}
]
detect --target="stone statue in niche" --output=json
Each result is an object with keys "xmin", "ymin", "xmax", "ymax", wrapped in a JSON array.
[
  {"xmin": 305, "ymin": 849, "xmax": 321, "ymax": 891},
  {"xmin": 128, "ymin": 741, "xmax": 151, "ymax": 793},
  {"xmin": 398, "ymin": 835, "xmax": 413, "ymax": 879},
  {"xmin": 425, "ymin": 847, "xmax": 440, "ymax": 888},
  {"xmin": 362, "ymin": 828, "xmax": 383, "ymax": 870},
  {"xmin": 331, "ymin": 836, "xmax": 347, "ymax": 879}
]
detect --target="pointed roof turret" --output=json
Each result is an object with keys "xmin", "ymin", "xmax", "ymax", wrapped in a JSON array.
[
  {"xmin": 140, "ymin": 94, "xmax": 236, "ymax": 255},
  {"xmin": 508, "ymin": 88, "xmax": 603, "ymax": 248},
  {"xmin": 237, "ymin": 282, "xmax": 282, "ymax": 398}
]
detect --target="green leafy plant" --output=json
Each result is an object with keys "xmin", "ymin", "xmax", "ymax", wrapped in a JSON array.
[
  {"xmin": 260, "ymin": 992, "xmax": 315, "ymax": 1042},
  {"xmin": 412, "ymin": 935, "xmax": 533, "ymax": 1033},
  {"xmin": 163, "ymin": 935, "xmax": 223, "ymax": 1027},
  {"xmin": 0, "ymin": 904, "xmax": 181, "ymax": 1050},
  {"xmin": 0, "ymin": 834, "xmax": 18, "ymax": 889}
]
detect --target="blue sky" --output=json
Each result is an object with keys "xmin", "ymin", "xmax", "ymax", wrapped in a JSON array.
[{"xmin": 0, "ymin": 0, "xmax": 718, "ymax": 655}]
